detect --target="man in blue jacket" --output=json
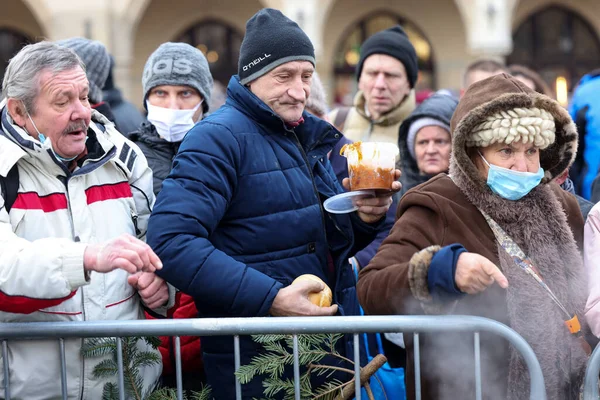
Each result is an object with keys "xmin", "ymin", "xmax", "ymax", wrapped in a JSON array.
[{"xmin": 147, "ymin": 8, "xmax": 400, "ymax": 399}]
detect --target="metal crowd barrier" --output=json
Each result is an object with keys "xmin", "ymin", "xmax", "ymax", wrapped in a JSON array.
[
  {"xmin": 0, "ymin": 315, "xmax": 546, "ymax": 400},
  {"xmin": 584, "ymin": 342, "xmax": 600, "ymax": 399}
]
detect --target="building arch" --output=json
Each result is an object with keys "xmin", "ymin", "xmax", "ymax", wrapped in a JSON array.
[
  {"xmin": 174, "ymin": 19, "xmax": 244, "ymax": 86},
  {"xmin": 508, "ymin": 4, "xmax": 600, "ymax": 94},
  {"xmin": 130, "ymin": 0, "xmax": 264, "ymax": 106}
]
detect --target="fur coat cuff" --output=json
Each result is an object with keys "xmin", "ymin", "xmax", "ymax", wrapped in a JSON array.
[{"xmin": 409, "ymin": 245, "xmax": 459, "ymax": 314}]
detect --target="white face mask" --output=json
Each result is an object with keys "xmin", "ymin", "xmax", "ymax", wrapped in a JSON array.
[{"xmin": 146, "ymin": 101, "xmax": 203, "ymax": 143}]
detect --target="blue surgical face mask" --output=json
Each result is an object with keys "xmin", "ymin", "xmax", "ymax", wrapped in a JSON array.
[
  {"xmin": 26, "ymin": 112, "xmax": 78, "ymax": 163},
  {"xmin": 479, "ymin": 152, "xmax": 544, "ymax": 201}
]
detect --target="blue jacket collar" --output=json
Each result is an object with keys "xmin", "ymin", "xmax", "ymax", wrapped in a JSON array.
[{"xmin": 225, "ymin": 76, "xmax": 341, "ymax": 159}]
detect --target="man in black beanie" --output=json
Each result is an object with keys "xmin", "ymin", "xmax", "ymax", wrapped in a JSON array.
[
  {"xmin": 329, "ymin": 25, "xmax": 418, "ymax": 145},
  {"xmin": 147, "ymin": 7, "xmax": 401, "ymax": 399}
]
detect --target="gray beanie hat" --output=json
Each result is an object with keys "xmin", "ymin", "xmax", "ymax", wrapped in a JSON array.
[
  {"xmin": 407, "ymin": 117, "xmax": 450, "ymax": 160},
  {"xmin": 56, "ymin": 37, "xmax": 110, "ymax": 104},
  {"xmin": 142, "ymin": 42, "xmax": 213, "ymax": 113}
]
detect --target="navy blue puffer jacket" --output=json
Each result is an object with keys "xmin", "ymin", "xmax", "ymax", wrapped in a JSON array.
[{"xmin": 147, "ymin": 76, "xmax": 380, "ymax": 398}]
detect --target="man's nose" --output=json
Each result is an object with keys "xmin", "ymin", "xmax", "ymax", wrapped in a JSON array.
[
  {"xmin": 168, "ymin": 95, "xmax": 181, "ymax": 109},
  {"xmin": 288, "ymin": 77, "xmax": 306, "ymax": 101},
  {"xmin": 374, "ymin": 72, "xmax": 386, "ymax": 88},
  {"xmin": 72, "ymin": 98, "xmax": 91, "ymax": 121}
]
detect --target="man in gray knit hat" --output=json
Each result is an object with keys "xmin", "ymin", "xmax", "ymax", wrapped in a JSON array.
[
  {"xmin": 128, "ymin": 42, "xmax": 214, "ymax": 195},
  {"xmin": 129, "ymin": 42, "xmax": 214, "ymax": 391}
]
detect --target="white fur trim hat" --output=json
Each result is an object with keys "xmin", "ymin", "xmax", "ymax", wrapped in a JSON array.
[{"xmin": 467, "ymin": 107, "xmax": 556, "ymax": 149}]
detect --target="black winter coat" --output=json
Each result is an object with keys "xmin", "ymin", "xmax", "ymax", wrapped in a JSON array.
[
  {"xmin": 103, "ymin": 88, "xmax": 147, "ymax": 136},
  {"xmin": 127, "ymin": 122, "xmax": 180, "ymax": 196}
]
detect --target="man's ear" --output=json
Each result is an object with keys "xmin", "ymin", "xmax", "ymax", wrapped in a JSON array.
[{"xmin": 6, "ymin": 98, "xmax": 27, "ymax": 127}]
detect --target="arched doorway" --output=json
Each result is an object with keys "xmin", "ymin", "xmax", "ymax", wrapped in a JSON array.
[
  {"xmin": 174, "ymin": 19, "xmax": 244, "ymax": 86},
  {"xmin": 0, "ymin": 28, "xmax": 32, "ymax": 84},
  {"xmin": 333, "ymin": 11, "xmax": 435, "ymax": 106},
  {"xmin": 508, "ymin": 5, "xmax": 600, "ymax": 98}
]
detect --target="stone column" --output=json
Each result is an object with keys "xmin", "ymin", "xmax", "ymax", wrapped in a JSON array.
[{"xmin": 458, "ymin": 0, "xmax": 513, "ymax": 57}]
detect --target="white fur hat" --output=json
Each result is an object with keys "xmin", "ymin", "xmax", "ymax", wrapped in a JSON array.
[{"xmin": 467, "ymin": 107, "xmax": 556, "ymax": 149}]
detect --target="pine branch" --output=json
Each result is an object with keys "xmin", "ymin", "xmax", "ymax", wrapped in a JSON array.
[
  {"xmin": 146, "ymin": 387, "xmax": 179, "ymax": 400},
  {"xmin": 189, "ymin": 384, "xmax": 213, "ymax": 400},
  {"xmin": 92, "ymin": 359, "xmax": 119, "ymax": 379},
  {"xmin": 81, "ymin": 338, "xmax": 117, "ymax": 358},
  {"xmin": 143, "ymin": 336, "xmax": 162, "ymax": 349},
  {"xmin": 123, "ymin": 364, "xmax": 143, "ymax": 400},
  {"xmin": 251, "ymin": 334, "xmax": 289, "ymax": 344},
  {"xmin": 241, "ymin": 333, "xmax": 366, "ymax": 399},
  {"xmin": 101, "ymin": 382, "xmax": 119, "ymax": 400},
  {"xmin": 309, "ymin": 364, "xmax": 355, "ymax": 377},
  {"xmin": 132, "ymin": 351, "xmax": 163, "ymax": 370},
  {"xmin": 313, "ymin": 379, "xmax": 346, "ymax": 400}
]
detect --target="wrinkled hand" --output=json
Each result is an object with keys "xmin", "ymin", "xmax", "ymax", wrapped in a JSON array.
[
  {"xmin": 342, "ymin": 169, "xmax": 402, "ymax": 224},
  {"xmin": 128, "ymin": 272, "xmax": 169, "ymax": 309},
  {"xmin": 84, "ymin": 234, "xmax": 162, "ymax": 275},
  {"xmin": 270, "ymin": 280, "xmax": 338, "ymax": 317},
  {"xmin": 455, "ymin": 252, "xmax": 509, "ymax": 294}
]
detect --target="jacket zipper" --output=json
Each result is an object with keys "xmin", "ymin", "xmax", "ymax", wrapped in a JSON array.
[
  {"xmin": 59, "ymin": 176, "xmax": 85, "ymax": 399},
  {"xmin": 289, "ymin": 130, "xmax": 329, "ymax": 261}
]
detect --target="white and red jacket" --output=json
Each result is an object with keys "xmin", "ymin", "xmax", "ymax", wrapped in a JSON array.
[{"xmin": 0, "ymin": 105, "xmax": 161, "ymax": 399}]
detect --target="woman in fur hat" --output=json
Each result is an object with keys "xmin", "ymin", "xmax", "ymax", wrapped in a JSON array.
[{"xmin": 357, "ymin": 73, "xmax": 588, "ymax": 400}]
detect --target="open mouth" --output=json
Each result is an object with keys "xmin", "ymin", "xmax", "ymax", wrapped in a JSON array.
[{"xmin": 67, "ymin": 130, "xmax": 86, "ymax": 138}]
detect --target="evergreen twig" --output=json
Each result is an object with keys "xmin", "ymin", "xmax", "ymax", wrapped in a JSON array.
[
  {"xmin": 83, "ymin": 336, "xmax": 212, "ymax": 400},
  {"xmin": 238, "ymin": 333, "xmax": 386, "ymax": 399}
]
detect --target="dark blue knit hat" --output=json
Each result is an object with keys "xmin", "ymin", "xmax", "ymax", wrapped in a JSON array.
[{"xmin": 238, "ymin": 8, "xmax": 315, "ymax": 85}]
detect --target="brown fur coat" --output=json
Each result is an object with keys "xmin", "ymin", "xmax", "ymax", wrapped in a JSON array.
[{"xmin": 358, "ymin": 74, "xmax": 588, "ymax": 400}]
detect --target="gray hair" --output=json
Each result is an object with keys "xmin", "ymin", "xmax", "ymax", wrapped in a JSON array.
[
  {"xmin": 2, "ymin": 41, "xmax": 85, "ymax": 115},
  {"xmin": 306, "ymin": 71, "xmax": 328, "ymax": 118}
]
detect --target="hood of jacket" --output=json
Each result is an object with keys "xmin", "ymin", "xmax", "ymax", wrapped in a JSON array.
[
  {"xmin": 102, "ymin": 87, "xmax": 124, "ymax": 107},
  {"xmin": 449, "ymin": 73, "xmax": 578, "ymax": 191},
  {"xmin": 353, "ymin": 89, "xmax": 416, "ymax": 127},
  {"xmin": 398, "ymin": 92, "xmax": 458, "ymax": 194}
]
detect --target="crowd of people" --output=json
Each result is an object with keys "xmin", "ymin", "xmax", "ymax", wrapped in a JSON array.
[{"xmin": 1, "ymin": 6, "xmax": 600, "ymax": 400}]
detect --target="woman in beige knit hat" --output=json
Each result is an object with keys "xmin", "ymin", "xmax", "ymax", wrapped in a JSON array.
[{"xmin": 358, "ymin": 73, "xmax": 588, "ymax": 400}]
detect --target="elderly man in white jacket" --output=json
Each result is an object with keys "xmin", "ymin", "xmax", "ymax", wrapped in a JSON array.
[{"xmin": 0, "ymin": 41, "xmax": 169, "ymax": 399}]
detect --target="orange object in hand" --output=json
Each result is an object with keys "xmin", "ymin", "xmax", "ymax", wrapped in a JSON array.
[
  {"xmin": 340, "ymin": 141, "xmax": 399, "ymax": 191},
  {"xmin": 565, "ymin": 315, "xmax": 581, "ymax": 334},
  {"xmin": 292, "ymin": 274, "xmax": 333, "ymax": 307}
]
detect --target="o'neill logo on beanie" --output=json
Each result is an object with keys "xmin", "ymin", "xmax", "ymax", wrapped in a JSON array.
[
  {"xmin": 243, "ymin": 53, "xmax": 272, "ymax": 72},
  {"xmin": 238, "ymin": 8, "xmax": 315, "ymax": 85}
]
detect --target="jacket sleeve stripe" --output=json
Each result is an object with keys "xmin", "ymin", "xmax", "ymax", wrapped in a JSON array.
[
  {"xmin": 86, "ymin": 181, "xmax": 133, "ymax": 204},
  {"xmin": 12, "ymin": 192, "xmax": 68, "ymax": 212},
  {"xmin": 0, "ymin": 290, "xmax": 77, "ymax": 314}
]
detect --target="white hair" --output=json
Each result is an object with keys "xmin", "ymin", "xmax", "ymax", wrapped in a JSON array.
[{"xmin": 2, "ymin": 41, "xmax": 85, "ymax": 114}]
